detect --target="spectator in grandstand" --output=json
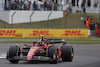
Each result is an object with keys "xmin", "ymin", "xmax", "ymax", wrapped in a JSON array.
[
  {"xmin": 29, "ymin": 0, "xmax": 35, "ymax": 10},
  {"xmin": 44, "ymin": 0, "xmax": 47, "ymax": 10},
  {"xmin": 24, "ymin": 0, "xmax": 29, "ymax": 10},
  {"xmin": 37, "ymin": 0, "xmax": 41, "ymax": 10},
  {"xmin": 61, "ymin": 0, "xmax": 64, "ymax": 11},
  {"xmin": 54, "ymin": 1, "xmax": 57, "ymax": 11},
  {"xmin": 51, "ymin": 1, "xmax": 54, "ymax": 10},
  {"xmin": 4, "ymin": 0, "xmax": 7, "ymax": 10},
  {"xmin": 46, "ymin": 0, "xmax": 50, "ymax": 10},
  {"xmin": 81, "ymin": 3, "xmax": 83, "ymax": 10},
  {"xmin": 66, "ymin": 3, "xmax": 69, "ymax": 12},
  {"xmin": 33, "ymin": 1, "xmax": 37, "ymax": 10},
  {"xmin": 83, "ymin": 3, "xmax": 86, "ymax": 13},
  {"xmin": 11, "ymin": 0, "xmax": 16, "ymax": 10},
  {"xmin": 15, "ymin": 0, "xmax": 19, "ymax": 10},
  {"xmin": 44, "ymin": 0, "xmax": 48, "ymax": 10},
  {"xmin": 6, "ymin": 0, "xmax": 59, "ymax": 11},
  {"xmin": 27, "ymin": 0, "xmax": 31, "ymax": 10},
  {"xmin": 69, "ymin": 3, "xmax": 72, "ymax": 13},
  {"xmin": 49, "ymin": 1, "xmax": 53, "ymax": 10},
  {"xmin": 47, "ymin": 1, "xmax": 52, "ymax": 10},
  {"xmin": 40, "ymin": 0, "xmax": 44, "ymax": 10},
  {"xmin": 94, "ymin": 3, "xmax": 97, "ymax": 7},
  {"xmin": 42, "ymin": 1, "xmax": 44, "ymax": 8},
  {"xmin": 4, "ymin": 0, "xmax": 8, "ymax": 10},
  {"xmin": 19, "ymin": 0, "xmax": 24, "ymax": 10},
  {"xmin": 81, "ymin": 2, "xmax": 86, "ymax": 13}
]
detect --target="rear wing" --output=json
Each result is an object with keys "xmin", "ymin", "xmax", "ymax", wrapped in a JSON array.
[
  {"xmin": 38, "ymin": 35, "xmax": 66, "ymax": 45},
  {"xmin": 46, "ymin": 39, "xmax": 66, "ymax": 45}
]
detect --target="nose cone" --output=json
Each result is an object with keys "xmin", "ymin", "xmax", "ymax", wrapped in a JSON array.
[
  {"xmin": 26, "ymin": 52, "xmax": 34, "ymax": 60},
  {"xmin": 26, "ymin": 56, "xmax": 33, "ymax": 60},
  {"xmin": 26, "ymin": 51, "xmax": 34, "ymax": 60},
  {"xmin": 26, "ymin": 47, "xmax": 39, "ymax": 60}
]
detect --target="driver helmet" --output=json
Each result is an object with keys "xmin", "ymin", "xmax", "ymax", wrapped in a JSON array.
[{"xmin": 39, "ymin": 42, "xmax": 44, "ymax": 46}]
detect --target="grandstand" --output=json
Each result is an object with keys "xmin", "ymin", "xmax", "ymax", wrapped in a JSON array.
[
  {"xmin": 0, "ymin": 0, "xmax": 100, "ymax": 13},
  {"xmin": 0, "ymin": 0, "xmax": 100, "ymax": 24},
  {"xmin": 0, "ymin": 0, "xmax": 4, "ymax": 10}
]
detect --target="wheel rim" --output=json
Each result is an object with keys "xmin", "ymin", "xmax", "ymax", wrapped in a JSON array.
[
  {"xmin": 54, "ymin": 50, "xmax": 59, "ymax": 63},
  {"xmin": 57, "ymin": 50, "xmax": 60, "ymax": 62},
  {"xmin": 70, "ymin": 47, "xmax": 74, "ymax": 61}
]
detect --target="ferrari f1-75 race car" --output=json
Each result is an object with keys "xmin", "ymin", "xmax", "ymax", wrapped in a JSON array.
[{"xmin": 6, "ymin": 35, "xmax": 74, "ymax": 64}]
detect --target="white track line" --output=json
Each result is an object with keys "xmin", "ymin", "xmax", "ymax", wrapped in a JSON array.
[{"xmin": 0, "ymin": 54, "xmax": 6, "ymax": 58}]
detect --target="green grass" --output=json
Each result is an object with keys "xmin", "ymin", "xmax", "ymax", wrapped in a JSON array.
[
  {"xmin": 65, "ymin": 38, "xmax": 100, "ymax": 44},
  {"xmin": 0, "ymin": 13, "xmax": 99, "ymax": 29},
  {"xmin": 0, "ymin": 38, "xmax": 100, "ymax": 44}
]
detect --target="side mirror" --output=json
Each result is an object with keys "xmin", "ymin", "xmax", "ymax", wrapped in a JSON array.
[{"xmin": 24, "ymin": 44, "xmax": 27, "ymax": 46}]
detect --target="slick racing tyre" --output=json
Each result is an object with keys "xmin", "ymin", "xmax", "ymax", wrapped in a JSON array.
[
  {"xmin": 8, "ymin": 45, "xmax": 20, "ymax": 63},
  {"xmin": 61, "ymin": 45, "xmax": 74, "ymax": 61},
  {"xmin": 48, "ymin": 46, "xmax": 59, "ymax": 64}
]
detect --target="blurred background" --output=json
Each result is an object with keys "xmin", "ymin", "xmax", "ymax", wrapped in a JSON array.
[{"xmin": 0, "ymin": 0, "xmax": 99, "ymax": 29}]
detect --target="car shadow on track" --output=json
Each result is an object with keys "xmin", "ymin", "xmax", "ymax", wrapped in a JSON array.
[{"xmin": 6, "ymin": 61, "xmax": 67, "ymax": 65}]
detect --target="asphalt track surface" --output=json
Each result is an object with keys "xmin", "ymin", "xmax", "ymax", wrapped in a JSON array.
[
  {"xmin": 0, "ymin": 38, "xmax": 38, "ymax": 41},
  {"xmin": 0, "ymin": 43, "xmax": 100, "ymax": 67}
]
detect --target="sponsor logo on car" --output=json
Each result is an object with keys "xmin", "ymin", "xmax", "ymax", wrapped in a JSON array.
[{"xmin": 31, "ymin": 49, "xmax": 35, "ymax": 51}]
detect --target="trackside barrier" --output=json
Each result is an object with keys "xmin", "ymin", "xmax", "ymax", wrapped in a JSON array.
[
  {"xmin": 0, "ymin": 11, "xmax": 63, "ymax": 24},
  {"xmin": 0, "ymin": 29, "xmax": 88, "ymax": 38}
]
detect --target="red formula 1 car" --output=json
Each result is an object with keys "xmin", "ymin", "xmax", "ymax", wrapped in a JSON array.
[{"xmin": 6, "ymin": 36, "xmax": 74, "ymax": 64}]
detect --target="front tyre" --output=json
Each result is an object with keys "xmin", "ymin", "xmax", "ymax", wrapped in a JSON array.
[
  {"xmin": 8, "ymin": 45, "xmax": 20, "ymax": 63},
  {"xmin": 48, "ymin": 46, "xmax": 59, "ymax": 64},
  {"xmin": 61, "ymin": 45, "xmax": 74, "ymax": 61}
]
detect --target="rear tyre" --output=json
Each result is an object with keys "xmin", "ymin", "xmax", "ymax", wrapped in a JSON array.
[
  {"xmin": 8, "ymin": 45, "xmax": 20, "ymax": 63},
  {"xmin": 61, "ymin": 45, "xmax": 74, "ymax": 61},
  {"xmin": 48, "ymin": 46, "xmax": 59, "ymax": 64}
]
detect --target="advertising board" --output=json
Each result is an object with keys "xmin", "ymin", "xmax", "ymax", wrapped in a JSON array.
[{"xmin": 0, "ymin": 29, "xmax": 88, "ymax": 38}]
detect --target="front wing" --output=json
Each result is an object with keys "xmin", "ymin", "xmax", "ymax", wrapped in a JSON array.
[{"xmin": 7, "ymin": 56, "xmax": 52, "ymax": 61}]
